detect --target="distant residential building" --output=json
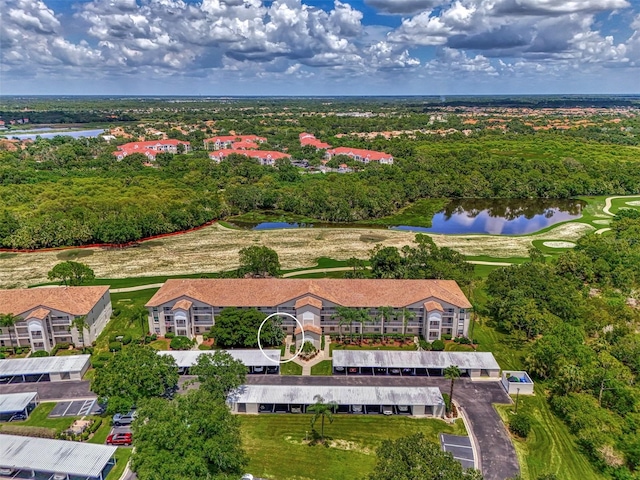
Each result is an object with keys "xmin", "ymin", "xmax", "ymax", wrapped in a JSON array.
[
  {"xmin": 0, "ymin": 286, "xmax": 112, "ymax": 352},
  {"xmin": 112, "ymin": 139, "xmax": 190, "ymax": 160},
  {"xmin": 204, "ymin": 135, "xmax": 266, "ymax": 150},
  {"xmin": 299, "ymin": 132, "xmax": 331, "ymax": 150},
  {"xmin": 325, "ymin": 147, "xmax": 393, "ymax": 165},
  {"xmin": 209, "ymin": 149, "xmax": 290, "ymax": 166},
  {"xmin": 145, "ymin": 279, "xmax": 471, "ymax": 342}
]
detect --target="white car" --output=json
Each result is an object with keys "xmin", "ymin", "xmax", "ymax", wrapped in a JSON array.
[
  {"xmin": 383, "ymin": 406, "xmax": 393, "ymax": 416},
  {"xmin": 352, "ymin": 405, "xmax": 363, "ymax": 413},
  {"xmin": 241, "ymin": 475, "xmax": 254, "ymax": 480}
]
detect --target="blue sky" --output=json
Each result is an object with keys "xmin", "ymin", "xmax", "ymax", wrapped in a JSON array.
[{"xmin": 1, "ymin": 0, "xmax": 639, "ymax": 95}]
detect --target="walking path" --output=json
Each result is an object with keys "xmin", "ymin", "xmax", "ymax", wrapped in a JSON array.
[{"xmin": 602, "ymin": 195, "xmax": 640, "ymax": 216}]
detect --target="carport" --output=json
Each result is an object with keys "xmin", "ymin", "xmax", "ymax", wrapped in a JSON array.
[
  {"xmin": 158, "ymin": 349, "xmax": 281, "ymax": 375},
  {"xmin": 227, "ymin": 385, "xmax": 446, "ymax": 417},
  {"xmin": 0, "ymin": 355, "xmax": 90, "ymax": 383},
  {"xmin": 0, "ymin": 392, "xmax": 39, "ymax": 421},
  {"xmin": 332, "ymin": 351, "xmax": 501, "ymax": 378}
]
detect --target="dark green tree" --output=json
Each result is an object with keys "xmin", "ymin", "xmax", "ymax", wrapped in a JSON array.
[
  {"xmin": 131, "ymin": 389, "xmax": 247, "ymax": 479},
  {"xmin": 189, "ymin": 351, "xmax": 247, "ymax": 399},
  {"xmin": 238, "ymin": 245, "xmax": 281, "ymax": 277},
  {"xmin": 369, "ymin": 433, "xmax": 483, "ymax": 480},
  {"xmin": 92, "ymin": 345, "xmax": 179, "ymax": 414},
  {"xmin": 308, "ymin": 395, "xmax": 337, "ymax": 442},
  {"xmin": 211, "ymin": 307, "xmax": 283, "ymax": 348},
  {"xmin": 47, "ymin": 261, "xmax": 95, "ymax": 286}
]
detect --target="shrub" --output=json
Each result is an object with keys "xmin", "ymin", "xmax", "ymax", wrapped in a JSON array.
[
  {"xmin": 2, "ymin": 425, "xmax": 57, "ymax": 438},
  {"xmin": 15, "ymin": 347, "xmax": 23, "ymax": 354},
  {"xmin": 431, "ymin": 339, "xmax": 445, "ymax": 351},
  {"xmin": 0, "ymin": 352, "xmax": 5, "ymax": 359},
  {"xmin": 170, "ymin": 336, "xmax": 194, "ymax": 350},
  {"xmin": 87, "ymin": 418, "xmax": 103, "ymax": 434},
  {"xmin": 442, "ymin": 393, "xmax": 451, "ymax": 413},
  {"xmin": 121, "ymin": 334, "xmax": 132, "ymax": 345},
  {"xmin": 442, "ymin": 334, "xmax": 452, "ymax": 341},
  {"xmin": 50, "ymin": 342, "xmax": 72, "ymax": 356},
  {"xmin": 82, "ymin": 346, "xmax": 94, "ymax": 355},
  {"xmin": 108, "ymin": 341, "xmax": 122, "ymax": 352},
  {"xmin": 165, "ymin": 332, "xmax": 175, "ymax": 339},
  {"xmin": 302, "ymin": 341, "xmax": 316, "ymax": 354},
  {"xmin": 198, "ymin": 344, "xmax": 212, "ymax": 351},
  {"xmin": 112, "ymin": 307, "xmax": 121, "ymax": 317},
  {"xmin": 290, "ymin": 344, "xmax": 296, "ymax": 354},
  {"xmin": 509, "ymin": 413, "xmax": 532, "ymax": 438},
  {"xmin": 321, "ymin": 335, "xmax": 325, "ymax": 350},
  {"xmin": 419, "ymin": 339, "xmax": 431, "ymax": 351},
  {"xmin": 457, "ymin": 336, "xmax": 472, "ymax": 345},
  {"xmin": 31, "ymin": 350, "xmax": 49, "ymax": 357}
]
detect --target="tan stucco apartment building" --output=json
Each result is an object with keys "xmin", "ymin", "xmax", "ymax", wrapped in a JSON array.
[
  {"xmin": 145, "ymin": 279, "xmax": 472, "ymax": 343},
  {"xmin": 0, "ymin": 287, "xmax": 112, "ymax": 352}
]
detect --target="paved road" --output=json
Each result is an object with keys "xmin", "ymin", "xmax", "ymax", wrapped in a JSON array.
[
  {"xmin": 0, "ymin": 380, "xmax": 95, "ymax": 401},
  {"xmin": 2, "ymin": 377, "xmax": 518, "ymax": 480}
]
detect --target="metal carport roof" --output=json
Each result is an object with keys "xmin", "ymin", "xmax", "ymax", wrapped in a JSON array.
[
  {"xmin": 228, "ymin": 385, "xmax": 444, "ymax": 406},
  {"xmin": 158, "ymin": 349, "xmax": 281, "ymax": 367},
  {"xmin": 332, "ymin": 351, "xmax": 500, "ymax": 370},
  {"xmin": 0, "ymin": 434, "xmax": 117, "ymax": 478},
  {"xmin": 0, "ymin": 355, "xmax": 90, "ymax": 376},
  {"xmin": 0, "ymin": 392, "xmax": 38, "ymax": 413}
]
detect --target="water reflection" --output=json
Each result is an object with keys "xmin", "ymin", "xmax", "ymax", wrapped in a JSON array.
[{"xmin": 392, "ymin": 198, "xmax": 585, "ymax": 235}]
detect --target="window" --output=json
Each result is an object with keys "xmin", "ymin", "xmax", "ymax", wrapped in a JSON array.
[
  {"xmin": 374, "ymin": 328, "xmax": 380, "ymax": 332},
  {"xmin": 153, "ymin": 317, "xmax": 159, "ymax": 323},
  {"xmin": 195, "ymin": 327, "xmax": 200, "ymax": 333},
  {"xmin": 329, "ymin": 327, "xmax": 335, "ymax": 331},
  {"xmin": 392, "ymin": 328, "xmax": 398, "ymax": 332}
]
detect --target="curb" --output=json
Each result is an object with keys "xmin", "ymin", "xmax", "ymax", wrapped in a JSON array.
[{"xmin": 456, "ymin": 402, "xmax": 482, "ymax": 473}]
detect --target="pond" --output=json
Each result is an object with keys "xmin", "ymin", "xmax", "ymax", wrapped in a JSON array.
[
  {"xmin": 229, "ymin": 198, "xmax": 586, "ymax": 235},
  {"xmin": 2, "ymin": 128, "xmax": 106, "ymax": 140}
]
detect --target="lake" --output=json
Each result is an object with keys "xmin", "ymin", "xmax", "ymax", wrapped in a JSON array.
[
  {"xmin": 2, "ymin": 128, "xmax": 106, "ymax": 140},
  {"xmin": 232, "ymin": 199, "xmax": 586, "ymax": 235}
]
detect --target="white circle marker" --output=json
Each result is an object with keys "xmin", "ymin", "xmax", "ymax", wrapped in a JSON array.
[{"xmin": 257, "ymin": 312, "xmax": 305, "ymax": 364}]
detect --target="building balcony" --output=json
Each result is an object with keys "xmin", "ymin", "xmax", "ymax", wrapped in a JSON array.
[{"xmin": 51, "ymin": 319, "xmax": 70, "ymax": 326}]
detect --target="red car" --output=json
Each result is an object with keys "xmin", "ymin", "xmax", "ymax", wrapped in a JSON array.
[{"xmin": 107, "ymin": 432, "xmax": 132, "ymax": 446}]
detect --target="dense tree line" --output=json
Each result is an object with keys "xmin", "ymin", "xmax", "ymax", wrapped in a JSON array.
[
  {"xmin": 1, "ymin": 113, "xmax": 639, "ymax": 248},
  {"xmin": 485, "ymin": 212, "xmax": 640, "ymax": 476}
]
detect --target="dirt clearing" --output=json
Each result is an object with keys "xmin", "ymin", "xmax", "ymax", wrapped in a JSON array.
[{"xmin": 0, "ymin": 222, "xmax": 595, "ymax": 288}]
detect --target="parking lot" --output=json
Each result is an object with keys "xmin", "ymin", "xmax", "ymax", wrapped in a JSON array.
[
  {"xmin": 440, "ymin": 434, "xmax": 475, "ymax": 469},
  {"xmin": 48, "ymin": 399, "xmax": 102, "ymax": 417}
]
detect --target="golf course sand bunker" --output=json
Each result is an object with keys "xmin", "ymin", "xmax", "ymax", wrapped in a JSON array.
[
  {"xmin": 543, "ymin": 241, "xmax": 576, "ymax": 248},
  {"xmin": 626, "ymin": 201, "xmax": 640, "ymax": 207},
  {"xmin": 592, "ymin": 220, "xmax": 611, "ymax": 225}
]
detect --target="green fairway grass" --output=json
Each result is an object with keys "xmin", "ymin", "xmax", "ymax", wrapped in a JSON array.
[
  {"xmin": 495, "ymin": 390, "xmax": 604, "ymax": 480},
  {"xmin": 240, "ymin": 414, "xmax": 466, "ymax": 480},
  {"xmin": 355, "ymin": 198, "xmax": 449, "ymax": 228},
  {"xmin": 329, "ymin": 342, "xmax": 417, "ymax": 355},
  {"xmin": 310, "ymin": 360, "xmax": 333, "ymax": 375},
  {"xmin": 608, "ymin": 195, "xmax": 640, "ymax": 215}
]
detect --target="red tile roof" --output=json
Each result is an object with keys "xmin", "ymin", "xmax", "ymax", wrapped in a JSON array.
[
  {"xmin": 146, "ymin": 279, "xmax": 471, "ymax": 309},
  {"xmin": 424, "ymin": 301, "xmax": 444, "ymax": 312},
  {"xmin": 172, "ymin": 299, "xmax": 193, "ymax": 311},
  {"xmin": 326, "ymin": 147, "xmax": 392, "ymax": 162},
  {"xmin": 209, "ymin": 149, "xmax": 290, "ymax": 161},
  {"xmin": 0, "ymin": 286, "xmax": 110, "ymax": 316},
  {"xmin": 299, "ymin": 132, "xmax": 331, "ymax": 149},
  {"xmin": 294, "ymin": 296, "xmax": 323, "ymax": 309},
  {"xmin": 205, "ymin": 135, "xmax": 266, "ymax": 144},
  {"xmin": 294, "ymin": 324, "xmax": 323, "ymax": 335},
  {"xmin": 27, "ymin": 308, "xmax": 50, "ymax": 320}
]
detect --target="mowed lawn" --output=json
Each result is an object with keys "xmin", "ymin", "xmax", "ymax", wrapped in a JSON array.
[
  {"xmin": 240, "ymin": 414, "xmax": 466, "ymax": 480},
  {"xmin": 496, "ymin": 392, "xmax": 604, "ymax": 480}
]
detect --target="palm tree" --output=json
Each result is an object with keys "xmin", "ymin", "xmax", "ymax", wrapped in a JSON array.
[
  {"xmin": 307, "ymin": 394, "xmax": 337, "ymax": 442},
  {"xmin": 0, "ymin": 313, "xmax": 20, "ymax": 351},
  {"xmin": 444, "ymin": 365, "xmax": 462, "ymax": 415},
  {"xmin": 377, "ymin": 306, "xmax": 394, "ymax": 343},
  {"xmin": 333, "ymin": 306, "xmax": 353, "ymax": 342},
  {"xmin": 71, "ymin": 316, "xmax": 89, "ymax": 347},
  {"xmin": 356, "ymin": 309, "xmax": 372, "ymax": 344},
  {"xmin": 400, "ymin": 308, "xmax": 415, "ymax": 336}
]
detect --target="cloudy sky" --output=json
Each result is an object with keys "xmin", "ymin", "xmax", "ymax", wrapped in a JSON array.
[{"xmin": 1, "ymin": 0, "xmax": 639, "ymax": 95}]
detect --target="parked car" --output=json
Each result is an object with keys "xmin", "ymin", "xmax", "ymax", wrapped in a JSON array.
[
  {"xmin": 253, "ymin": 366, "xmax": 264, "ymax": 373},
  {"xmin": 401, "ymin": 368, "xmax": 413, "ymax": 375},
  {"xmin": 397, "ymin": 405, "xmax": 410, "ymax": 413},
  {"xmin": 351, "ymin": 405, "xmax": 363, "ymax": 413},
  {"xmin": 348, "ymin": 367, "xmax": 358, "ymax": 373},
  {"xmin": 389, "ymin": 368, "xmax": 401, "ymax": 375},
  {"xmin": 334, "ymin": 366, "xmax": 345, "ymax": 372},
  {"xmin": 267, "ymin": 366, "xmax": 279, "ymax": 374},
  {"xmin": 107, "ymin": 432, "xmax": 132, "ymax": 446},
  {"xmin": 8, "ymin": 413, "xmax": 27, "ymax": 422},
  {"xmin": 112, "ymin": 411, "xmax": 136, "ymax": 426},
  {"xmin": 0, "ymin": 468, "xmax": 15, "ymax": 476},
  {"xmin": 383, "ymin": 406, "xmax": 394, "ymax": 416},
  {"xmin": 290, "ymin": 406, "xmax": 302, "ymax": 414},
  {"xmin": 241, "ymin": 475, "xmax": 254, "ymax": 480}
]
